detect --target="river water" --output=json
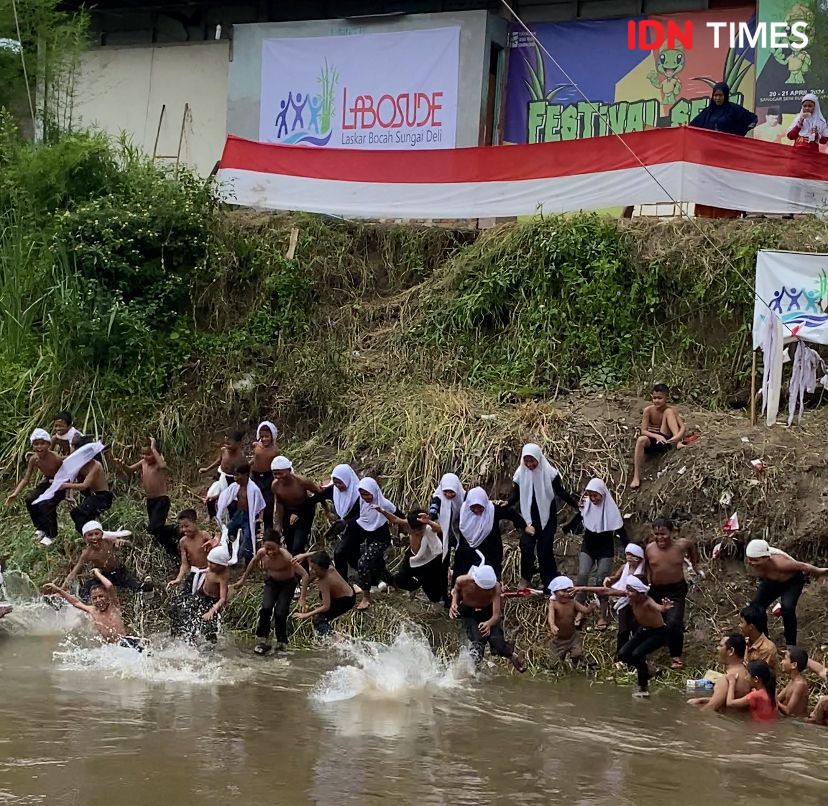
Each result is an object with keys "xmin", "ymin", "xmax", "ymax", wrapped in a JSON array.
[{"xmin": 1, "ymin": 597, "xmax": 827, "ymax": 806}]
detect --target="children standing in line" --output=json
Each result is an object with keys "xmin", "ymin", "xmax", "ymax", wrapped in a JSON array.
[
  {"xmin": 726, "ymin": 660, "xmax": 778, "ymax": 723},
  {"xmin": 450, "ymin": 550, "xmax": 526, "ymax": 672},
  {"xmin": 250, "ymin": 422, "xmax": 278, "ymax": 540},
  {"xmin": 428, "ymin": 473, "xmax": 465, "ymax": 563},
  {"xmin": 113, "ymin": 437, "xmax": 178, "ymax": 558},
  {"xmin": 199, "ymin": 430, "xmax": 245, "ymax": 518},
  {"xmin": 294, "ymin": 550, "xmax": 357, "ymax": 636},
  {"xmin": 231, "ymin": 537, "xmax": 308, "ymax": 654},
  {"xmin": 777, "ymin": 647, "xmax": 810, "ymax": 718},
  {"xmin": 631, "ymin": 384, "xmax": 686, "ymax": 489},
  {"xmin": 547, "ymin": 576, "xmax": 592, "ymax": 666},
  {"xmin": 5, "ymin": 428, "xmax": 64, "ymax": 543}
]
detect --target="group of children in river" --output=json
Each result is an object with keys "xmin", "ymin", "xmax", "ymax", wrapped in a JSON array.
[{"xmin": 4, "ymin": 387, "xmax": 828, "ymax": 722}]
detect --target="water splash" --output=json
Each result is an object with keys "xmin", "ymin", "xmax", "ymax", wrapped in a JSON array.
[
  {"xmin": 53, "ymin": 635, "xmax": 258, "ymax": 686},
  {"xmin": 311, "ymin": 629, "xmax": 474, "ymax": 704}
]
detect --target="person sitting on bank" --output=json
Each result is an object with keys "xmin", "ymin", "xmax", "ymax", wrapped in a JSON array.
[
  {"xmin": 786, "ymin": 93, "xmax": 828, "ymax": 150},
  {"xmin": 744, "ymin": 538, "xmax": 828, "ymax": 648},
  {"xmin": 631, "ymin": 384, "xmax": 686, "ymax": 490},
  {"xmin": 687, "ymin": 633, "xmax": 751, "ymax": 713},
  {"xmin": 740, "ymin": 603, "xmax": 778, "ymax": 672}
]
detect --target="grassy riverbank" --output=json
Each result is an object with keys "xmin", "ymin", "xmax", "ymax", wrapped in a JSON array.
[{"xmin": 3, "ymin": 122, "xmax": 828, "ymax": 675}]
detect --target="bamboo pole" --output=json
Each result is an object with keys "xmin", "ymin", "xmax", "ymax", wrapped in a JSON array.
[{"xmin": 750, "ymin": 349, "xmax": 758, "ymax": 426}]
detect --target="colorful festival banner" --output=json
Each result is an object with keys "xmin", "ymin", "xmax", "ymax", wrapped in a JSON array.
[
  {"xmin": 259, "ymin": 28, "xmax": 459, "ymax": 150},
  {"xmin": 753, "ymin": 250, "xmax": 828, "ymax": 348},
  {"xmin": 754, "ymin": 0, "xmax": 825, "ymax": 146},
  {"xmin": 503, "ymin": 8, "xmax": 756, "ymax": 143}
]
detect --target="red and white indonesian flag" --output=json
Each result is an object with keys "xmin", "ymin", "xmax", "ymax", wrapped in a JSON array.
[{"xmin": 216, "ymin": 127, "xmax": 828, "ymax": 219}]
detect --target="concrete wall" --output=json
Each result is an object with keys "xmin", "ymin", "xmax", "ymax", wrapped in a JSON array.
[
  {"xmin": 72, "ymin": 41, "xmax": 229, "ymax": 176},
  {"xmin": 228, "ymin": 11, "xmax": 493, "ymax": 148}
]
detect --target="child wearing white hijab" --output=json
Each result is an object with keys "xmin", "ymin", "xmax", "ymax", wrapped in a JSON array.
[
  {"xmin": 354, "ymin": 477, "xmax": 402, "ymax": 611},
  {"xmin": 573, "ymin": 478, "xmax": 628, "ymax": 631},
  {"xmin": 454, "ymin": 487, "xmax": 526, "ymax": 583},
  {"xmin": 787, "ymin": 93, "xmax": 828, "ymax": 150},
  {"xmin": 310, "ymin": 464, "xmax": 362, "ymax": 579},
  {"xmin": 428, "ymin": 473, "xmax": 466, "ymax": 561},
  {"xmin": 250, "ymin": 421, "xmax": 278, "ymax": 540},
  {"xmin": 605, "ymin": 543, "xmax": 647, "ymax": 657},
  {"xmin": 509, "ymin": 444, "xmax": 579, "ymax": 590}
]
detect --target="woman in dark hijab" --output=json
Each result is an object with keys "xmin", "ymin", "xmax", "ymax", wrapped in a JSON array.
[{"xmin": 690, "ymin": 82, "xmax": 758, "ymax": 218}]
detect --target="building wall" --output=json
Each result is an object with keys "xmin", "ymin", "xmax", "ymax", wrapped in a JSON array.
[
  {"xmin": 227, "ymin": 10, "xmax": 494, "ymax": 147},
  {"xmin": 71, "ymin": 41, "xmax": 230, "ymax": 176}
]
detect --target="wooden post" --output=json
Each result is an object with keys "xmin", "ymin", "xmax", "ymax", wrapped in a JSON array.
[{"xmin": 750, "ymin": 349, "xmax": 758, "ymax": 426}]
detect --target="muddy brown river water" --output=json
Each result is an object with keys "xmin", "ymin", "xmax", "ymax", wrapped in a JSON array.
[{"xmin": 1, "ymin": 603, "xmax": 826, "ymax": 806}]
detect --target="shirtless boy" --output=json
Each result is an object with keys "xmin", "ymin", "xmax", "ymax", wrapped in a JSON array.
[
  {"xmin": 631, "ymin": 384, "xmax": 686, "ymax": 489},
  {"xmin": 114, "ymin": 437, "xmax": 178, "ymax": 557},
  {"xmin": 687, "ymin": 634, "xmax": 751, "ymax": 712},
  {"xmin": 645, "ymin": 517, "xmax": 700, "ymax": 669},
  {"xmin": 232, "ymin": 537, "xmax": 308, "ymax": 654},
  {"xmin": 271, "ymin": 456, "xmax": 321, "ymax": 557},
  {"xmin": 190, "ymin": 544, "xmax": 231, "ymax": 642},
  {"xmin": 199, "ymin": 430, "xmax": 244, "ymax": 518},
  {"xmin": 5, "ymin": 428, "xmax": 64, "ymax": 543},
  {"xmin": 250, "ymin": 422, "xmax": 278, "ymax": 540},
  {"xmin": 168, "ymin": 510, "xmax": 216, "ymax": 590},
  {"xmin": 294, "ymin": 550, "xmax": 356, "ymax": 636},
  {"xmin": 576, "ymin": 577, "xmax": 674, "ymax": 697},
  {"xmin": 450, "ymin": 551, "xmax": 526, "ymax": 672},
  {"xmin": 547, "ymin": 576, "xmax": 593, "ymax": 665},
  {"xmin": 43, "ymin": 570, "xmax": 132, "ymax": 646},
  {"xmin": 745, "ymin": 538, "xmax": 828, "ymax": 647},
  {"xmin": 64, "ymin": 520, "xmax": 152, "ymax": 601},
  {"xmin": 777, "ymin": 647, "xmax": 810, "ymax": 718},
  {"xmin": 62, "ymin": 439, "xmax": 113, "ymax": 534}
]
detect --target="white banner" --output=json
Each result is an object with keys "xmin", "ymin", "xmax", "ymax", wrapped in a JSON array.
[
  {"xmin": 753, "ymin": 250, "xmax": 828, "ymax": 349},
  {"xmin": 259, "ymin": 28, "xmax": 459, "ymax": 150}
]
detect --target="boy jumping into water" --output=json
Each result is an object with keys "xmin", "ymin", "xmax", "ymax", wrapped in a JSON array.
[
  {"xmin": 231, "ymin": 536, "xmax": 308, "ymax": 653},
  {"xmin": 450, "ymin": 550, "xmax": 526, "ymax": 672},
  {"xmin": 631, "ymin": 384, "xmax": 686, "ymax": 489},
  {"xmin": 575, "ymin": 576, "xmax": 673, "ymax": 697},
  {"xmin": 5, "ymin": 428, "xmax": 64, "ymax": 544},
  {"xmin": 63, "ymin": 521, "xmax": 152, "ymax": 601},
  {"xmin": 294, "ymin": 550, "xmax": 356, "ymax": 636},
  {"xmin": 113, "ymin": 437, "xmax": 178, "ymax": 558},
  {"xmin": 43, "ymin": 570, "xmax": 133, "ymax": 646}
]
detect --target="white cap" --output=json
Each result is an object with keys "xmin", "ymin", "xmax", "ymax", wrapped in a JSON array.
[
  {"xmin": 746, "ymin": 539, "xmax": 771, "ymax": 559},
  {"xmin": 270, "ymin": 455, "xmax": 293, "ymax": 471},
  {"xmin": 207, "ymin": 545, "xmax": 231, "ymax": 566},
  {"xmin": 30, "ymin": 428, "xmax": 50, "ymax": 444},
  {"xmin": 624, "ymin": 543, "xmax": 645, "ymax": 560},
  {"xmin": 626, "ymin": 576, "xmax": 650, "ymax": 594},
  {"xmin": 547, "ymin": 576, "xmax": 575, "ymax": 600},
  {"xmin": 82, "ymin": 520, "xmax": 103, "ymax": 535},
  {"xmin": 470, "ymin": 550, "xmax": 497, "ymax": 590}
]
